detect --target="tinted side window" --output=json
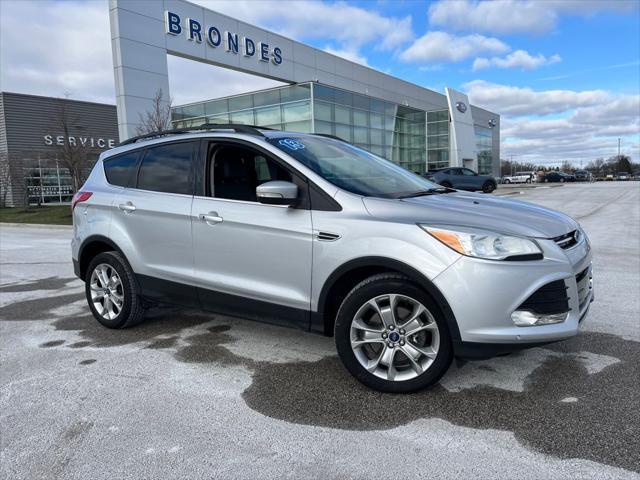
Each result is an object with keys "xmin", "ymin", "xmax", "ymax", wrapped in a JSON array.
[
  {"xmin": 137, "ymin": 142, "xmax": 193, "ymax": 194},
  {"xmin": 211, "ymin": 145, "xmax": 292, "ymax": 202},
  {"xmin": 103, "ymin": 151, "xmax": 140, "ymax": 187}
]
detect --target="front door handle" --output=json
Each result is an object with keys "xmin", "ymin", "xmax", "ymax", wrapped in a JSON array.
[
  {"xmin": 199, "ymin": 212, "xmax": 223, "ymax": 225},
  {"xmin": 118, "ymin": 202, "xmax": 136, "ymax": 212}
]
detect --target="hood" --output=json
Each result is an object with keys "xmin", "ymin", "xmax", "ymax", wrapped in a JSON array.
[{"xmin": 362, "ymin": 191, "xmax": 579, "ymax": 238}]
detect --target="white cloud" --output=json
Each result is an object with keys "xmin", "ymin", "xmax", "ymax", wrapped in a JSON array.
[
  {"xmin": 473, "ymin": 50, "xmax": 561, "ymax": 71},
  {"xmin": 464, "ymin": 80, "xmax": 611, "ymax": 116},
  {"xmin": 400, "ymin": 31, "xmax": 508, "ymax": 63},
  {"xmin": 196, "ymin": 0, "xmax": 414, "ymax": 50},
  {"xmin": 428, "ymin": 0, "xmax": 638, "ymax": 35},
  {"xmin": 465, "ymin": 81, "xmax": 640, "ymax": 164},
  {"xmin": 0, "ymin": 0, "xmax": 115, "ymax": 103}
]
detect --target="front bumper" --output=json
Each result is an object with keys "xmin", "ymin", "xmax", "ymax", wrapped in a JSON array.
[{"xmin": 433, "ymin": 236, "xmax": 593, "ymax": 355}]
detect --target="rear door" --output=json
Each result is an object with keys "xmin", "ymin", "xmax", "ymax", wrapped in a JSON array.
[
  {"xmin": 191, "ymin": 140, "xmax": 313, "ymax": 328},
  {"xmin": 110, "ymin": 140, "xmax": 198, "ymax": 306}
]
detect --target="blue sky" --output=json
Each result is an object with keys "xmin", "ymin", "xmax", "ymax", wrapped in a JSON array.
[{"xmin": 1, "ymin": 0, "xmax": 639, "ymax": 165}]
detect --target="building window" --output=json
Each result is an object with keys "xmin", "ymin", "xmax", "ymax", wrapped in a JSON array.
[
  {"xmin": 24, "ymin": 159, "xmax": 74, "ymax": 205},
  {"xmin": 427, "ymin": 109, "xmax": 449, "ymax": 171},
  {"xmin": 475, "ymin": 125, "xmax": 493, "ymax": 175}
]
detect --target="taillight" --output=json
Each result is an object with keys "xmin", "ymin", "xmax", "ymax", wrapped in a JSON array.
[{"xmin": 71, "ymin": 191, "xmax": 92, "ymax": 211}]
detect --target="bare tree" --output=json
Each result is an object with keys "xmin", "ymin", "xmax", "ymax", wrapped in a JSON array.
[
  {"xmin": 560, "ymin": 160, "xmax": 574, "ymax": 173},
  {"xmin": 0, "ymin": 152, "xmax": 11, "ymax": 208},
  {"xmin": 54, "ymin": 100, "xmax": 94, "ymax": 193},
  {"xmin": 135, "ymin": 89, "xmax": 173, "ymax": 136}
]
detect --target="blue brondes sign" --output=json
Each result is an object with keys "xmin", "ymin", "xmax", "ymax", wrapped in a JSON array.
[{"xmin": 165, "ymin": 11, "xmax": 283, "ymax": 65}]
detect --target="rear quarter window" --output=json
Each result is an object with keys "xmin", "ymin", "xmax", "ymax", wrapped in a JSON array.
[{"xmin": 103, "ymin": 151, "xmax": 141, "ymax": 187}]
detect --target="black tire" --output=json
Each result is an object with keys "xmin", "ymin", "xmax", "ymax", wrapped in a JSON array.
[
  {"xmin": 440, "ymin": 181, "xmax": 453, "ymax": 189},
  {"xmin": 525, "ymin": 178, "xmax": 531, "ymax": 184},
  {"xmin": 544, "ymin": 178, "xmax": 549, "ymax": 183},
  {"xmin": 503, "ymin": 179, "xmax": 511, "ymax": 184},
  {"xmin": 85, "ymin": 251, "xmax": 146, "ymax": 329},
  {"xmin": 334, "ymin": 273, "xmax": 453, "ymax": 393},
  {"xmin": 560, "ymin": 178, "xmax": 565, "ymax": 183},
  {"xmin": 482, "ymin": 181, "xmax": 496, "ymax": 193}
]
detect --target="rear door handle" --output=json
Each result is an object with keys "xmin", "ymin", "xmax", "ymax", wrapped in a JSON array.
[
  {"xmin": 199, "ymin": 212, "xmax": 223, "ymax": 224},
  {"xmin": 118, "ymin": 202, "xmax": 136, "ymax": 212}
]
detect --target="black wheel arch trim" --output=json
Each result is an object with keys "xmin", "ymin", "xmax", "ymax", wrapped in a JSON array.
[
  {"xmin": 315, "ymin": 256, "xmax": 461, "ymax": 342},
  {"xmin": 77, "ymin": 235, "xmax": 129, "ymax": 280}
]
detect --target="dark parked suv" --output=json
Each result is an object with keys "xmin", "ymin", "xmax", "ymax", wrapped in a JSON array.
[{"xmin": 424, "ymin": 167, "xmax": 497, "ymax": 193}]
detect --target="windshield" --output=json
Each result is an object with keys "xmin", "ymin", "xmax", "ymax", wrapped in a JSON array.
[{"xmin": 267, "ymin": 136, "xmax": 440, "ymax": 198}]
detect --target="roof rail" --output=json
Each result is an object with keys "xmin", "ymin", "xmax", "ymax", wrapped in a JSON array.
[{"xmin": 118, "ymin": 123, "xmax": 273, "ymax": 146}]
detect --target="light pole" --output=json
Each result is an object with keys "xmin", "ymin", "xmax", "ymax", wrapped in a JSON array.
[{"xmin": 618, "ymin": 138, "xmax": 621, "ymax": 159}]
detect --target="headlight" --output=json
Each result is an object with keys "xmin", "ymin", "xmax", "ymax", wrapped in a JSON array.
[{"xmin": 419, "ymin": 225, "xmax": 543, "ymax": 261}]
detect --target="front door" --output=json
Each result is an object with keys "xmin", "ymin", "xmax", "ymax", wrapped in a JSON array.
[{"xmin": 191, "ymin": 141, "xmax": 313, "ymax": 329}]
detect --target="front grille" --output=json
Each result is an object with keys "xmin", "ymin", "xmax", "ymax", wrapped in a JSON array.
[
  {"xmin": 576, "ymin": 265, "xmax": 593, "ymax": 311},
  {"xmin": 553, "ymin": 230, "xmax": 580, "ymax": 250},
  {"xmin": 518, "ymin": 280, "xmax": 570, "ymax": 315}
]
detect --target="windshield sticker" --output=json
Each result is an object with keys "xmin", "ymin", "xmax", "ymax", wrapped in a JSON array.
[{"xmin": 279, "ymin": 138, "xmax": 306, "ymax": 150}]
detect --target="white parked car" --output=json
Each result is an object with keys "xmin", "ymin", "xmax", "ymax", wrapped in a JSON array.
[{"xmin": 502, "ymin": 171, "xmax": 536, "ymax": 184}]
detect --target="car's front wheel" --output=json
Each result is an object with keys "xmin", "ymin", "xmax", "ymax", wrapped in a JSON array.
[
  {"xmin": 85, "ymin": 251, "xmax": 146, "ymax": 329},
  {"xmin": 334, "ymin": 273, "xmax": 453, "ymax": 393}
]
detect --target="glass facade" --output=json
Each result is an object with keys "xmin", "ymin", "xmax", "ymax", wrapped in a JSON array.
[
  {"xmin": 426, "ymin": 110, "xmax": 450, "ymax": 171},
  {"xmin": 24, "ymin": 159, "xmax": 74, "ymax": 204},
  {"xmin": 172, "ymin": 83, "xmax": 496, "ymax": 176},
  {"xmin": 475, "ymin": 125, "xmax": 493, "ymax": 175},
  {"xmin": 172, "ymin": 84, "xmax": 312, "ymax": 134}
]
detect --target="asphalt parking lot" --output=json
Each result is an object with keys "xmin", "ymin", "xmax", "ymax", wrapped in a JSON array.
[{"xmin": 1, "ymin": 182, "xmax": 639, "ymax": 479}]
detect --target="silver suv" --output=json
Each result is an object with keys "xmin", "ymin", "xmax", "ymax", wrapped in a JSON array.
[{"xmin": 71, "ymin": 125, "xmax": 593, "ymax": 393}]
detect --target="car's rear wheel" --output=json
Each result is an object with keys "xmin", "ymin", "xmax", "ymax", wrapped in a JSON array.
[
  {"xmin": 503, "ymin": 179, "xmax": 511, "ymax": 184},
  {"xmin": 334, "ymin": 273, "xmax": 453, "ymax": 393},
  {"xmin": 440, "ymin": 181, "xmax": 452, "ymax": 189},
  {"xmin": 526, "ymin": 178, "xmax": 531, "ymax": 184},
  {"xmin": 85, "ymin": 251, "xmax": 146, "ymax": 329},
  {"xmin": 560, "ymin": 178, "xmax": 565, "ymax": 183},
  {"xmin": 482, "ymin": 181, "xmax": 496, "ymax": 193}
]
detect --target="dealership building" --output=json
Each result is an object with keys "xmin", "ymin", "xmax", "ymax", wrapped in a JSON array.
[
  {"xmin": 111, "ymin": 0, "xmax": 500, "ymax": 176},
  {"xmin": 1, "ymin": 1, "xmax": 501, "ymax": 207},
  {"xmin": 0, "ymin": 92, "xmax": 118, "ymax": 207}
]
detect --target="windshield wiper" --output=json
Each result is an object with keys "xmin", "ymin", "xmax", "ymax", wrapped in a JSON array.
[{"xmin": 397, "ymin": 188, "xmax": 451, "ymax": 199}]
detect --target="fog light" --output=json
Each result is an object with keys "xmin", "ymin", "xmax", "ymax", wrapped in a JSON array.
[{"xmin": 511, "ymin": 310, "xmax": 568, "ymax": 326}]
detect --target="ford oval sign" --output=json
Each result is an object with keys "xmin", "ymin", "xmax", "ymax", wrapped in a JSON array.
[
  {"xmin": 456, "ymin": 101, "xmax": 467, "ymax": 113},
  {"xmin": 488, "ymin": 118, "xmax": 497, "ymax": 127}
]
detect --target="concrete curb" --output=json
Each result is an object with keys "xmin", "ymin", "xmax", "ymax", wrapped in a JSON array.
[
  {"xmin": 497, "ymin": 184, "xmax": 565, "ymax": 190},
  {"xmin": 0, "ymin": 222, "xmax": 73, "ymax": 230}
]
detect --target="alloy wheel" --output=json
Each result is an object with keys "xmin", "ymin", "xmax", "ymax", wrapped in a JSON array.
[
  {"xmin": 349, "ymin": 294, "xmax": 440, "ymax": 382},
  {"xmin": 89, "ymin": 263, "xmax": 124, "ymax": 320}
]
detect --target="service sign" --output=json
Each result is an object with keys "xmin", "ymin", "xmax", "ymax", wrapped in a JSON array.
[
  {"xmin": 43, "ymin": 135, "xmax": 116, "ymax": 149},
  {"xmin": 165, "ymin": 11, "xmax": 283, "ymax": 65}
]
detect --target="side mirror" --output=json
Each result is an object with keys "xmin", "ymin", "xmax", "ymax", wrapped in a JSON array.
[{"xmin": 256, "ymin": 180, "xmax": 298, "ymax": 206}]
